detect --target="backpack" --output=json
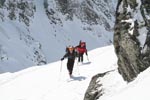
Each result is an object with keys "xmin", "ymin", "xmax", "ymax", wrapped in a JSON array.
[{"xmin": 75, "ymin": 41, "xmax": 87, "ymax": 54}]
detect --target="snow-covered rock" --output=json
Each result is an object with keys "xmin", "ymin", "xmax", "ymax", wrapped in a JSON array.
[{"xmin": 114, "ymin": 0, "xmax": 150, "ymax": 82}]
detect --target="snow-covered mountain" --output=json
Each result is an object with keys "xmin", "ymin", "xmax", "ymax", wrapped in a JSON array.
[
  {"xmin": 1, "ymin": 0, "xmax": 150, "ymax": 100},
  {"xmin": 0, "ymin": 0, "xmax": 117, "ymax": 73}
]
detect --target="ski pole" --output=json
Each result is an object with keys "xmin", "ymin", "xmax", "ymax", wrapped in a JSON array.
[
  {"xmin": 58, "ymin": 61, "xmax": 63, "ymax": 81},
  {"xmin": 60, "ymin": 61, "xmax": 63, "ymax": 72}
]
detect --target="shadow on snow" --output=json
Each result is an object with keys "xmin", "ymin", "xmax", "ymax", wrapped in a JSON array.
[{"xmin": 69, "ymin": 76, "xmax": 86, "ymax": 82}]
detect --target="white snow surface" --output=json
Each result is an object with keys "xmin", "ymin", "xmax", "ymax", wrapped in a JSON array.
[
  {"xmin": 102, "ymin": 66, "xmax": 150, "ymax": 100},
  {"xmin": 121, "ymin": 19, "xmax": 135, "ymax": 35},
  {"xmin": 0, "ymin": 45, "xmax": 121, "ymax": 100},
  {"xmin": 0, "ymin": 45, "xmax": 150, "ymax": 100}
]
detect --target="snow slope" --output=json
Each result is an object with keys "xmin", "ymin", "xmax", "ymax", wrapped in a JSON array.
[
  {"xmin": 0, "ymin": 45, "xmax": 122, "ymax": 100},
  {"xmin": 0, "ymin": 0, "xmax": 117, "ymax": 73},
  {"xmin": 0, "ymin": 45, "xmax": 150, "ymax": 100},
  {"xmin": 102, "ymin": 67, "xmax": 150, "ymax": 100}
]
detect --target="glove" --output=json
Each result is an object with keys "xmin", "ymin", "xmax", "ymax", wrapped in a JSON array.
[
  {"xmin": 61, "ymin": 58, "xmax": 64, "ymax": 61},
  {"xmin": 86, "ymin": 52, "xmax": 88, "ymax": 56}
]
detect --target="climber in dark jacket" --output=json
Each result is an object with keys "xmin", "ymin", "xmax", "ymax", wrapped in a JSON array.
[{"xmin": 61, "ymin": 46, "xmax": 76, "ymax": 77}]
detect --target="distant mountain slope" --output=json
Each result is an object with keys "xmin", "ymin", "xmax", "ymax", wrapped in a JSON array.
[{"xmin": 0, "ymin": 0, "xmax": 117, "ymax": 73}]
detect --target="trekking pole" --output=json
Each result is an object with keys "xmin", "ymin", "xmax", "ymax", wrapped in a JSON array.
[
  {"xmin": 59, "ymin": 61, "xmax": 63, "ymax": 80},
  {"xmin": 60, "ymin": 61, "xmax": 63, "ymax": 72}
]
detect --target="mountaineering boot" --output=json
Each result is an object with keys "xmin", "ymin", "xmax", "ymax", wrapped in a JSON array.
[{"xmin": 69, "ymin": 72, "xmax": 73, "ymax": 78}]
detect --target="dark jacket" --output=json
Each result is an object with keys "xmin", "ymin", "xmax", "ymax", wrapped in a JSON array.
[{"xmin": 63, "ymin": 50, "xmax": 76, "ymax": 60}]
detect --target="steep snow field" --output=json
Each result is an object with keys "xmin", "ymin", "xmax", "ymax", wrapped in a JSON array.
[
  {"xmin": 0, "ymin": 45, "xmax": 121, "ymax": 100},
  {"xmin": 0, "ymin": 45, "xmax": 149, "ymax": 100}
]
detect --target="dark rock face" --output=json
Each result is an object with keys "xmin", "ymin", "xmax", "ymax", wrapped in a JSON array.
[
  {"xmin": 114, "ymin": 0, "xmax": 150, "ymax": 82},
  {"xmin": 84, "ymin": 70, "xmax": 115, "ymax": 100},
  {"xmin": 84, "ymin": 72, "xmax": 107, "ymax": 100},
  {"xmin": 0, "ymin": 0, "xmax": 35, "ymax": 26},
  {"xmin": 45, "ymin": 0, "xmax": 117, "ymax": 31}
]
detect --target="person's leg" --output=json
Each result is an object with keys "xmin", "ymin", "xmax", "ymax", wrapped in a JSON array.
[
  {"xmin": 69, "ymin": 60, "xmax": 75, "ymax": 75},
  {"xmin": 67, "ymin": 61, "xmax": 70, "ymax": 72},
  {"xmin": 78, "ymin": 53, "xmax": 83, "ymax": 62},
  {"xmin": 81, "ymin": 53, "xmax": 84, "ymax": 62},
  {"xmin": 78, "ymin": 53, "xmax": 81, "ymax": 62},
  {"xmin": 67, "ymin": 59, "xmax": 74, "ymax": 76}
]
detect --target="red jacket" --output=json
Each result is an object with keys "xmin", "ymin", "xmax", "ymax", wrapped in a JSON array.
[{"xmin": 76, "ymin": 47, "xmax": 87, "ymax": 54}]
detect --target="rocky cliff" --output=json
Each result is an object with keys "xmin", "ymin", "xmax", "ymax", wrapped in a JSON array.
[
  {"xmin": 84, "ymin": 0, "xmax": 150, "ymax": 100},
  {"xmin": 114, "ymin": 0, "xmax": 150, "ymax": 82}
]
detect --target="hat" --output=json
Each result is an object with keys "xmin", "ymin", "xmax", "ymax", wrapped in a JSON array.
[{"xmin": 68, "ymin": 46, "xmax": 74, "ymax": 51}]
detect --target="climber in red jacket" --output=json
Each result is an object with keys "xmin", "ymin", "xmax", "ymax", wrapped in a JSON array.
[{"xmin": 75, "ymin": 41, "xmax": 88, "ymax": 63}]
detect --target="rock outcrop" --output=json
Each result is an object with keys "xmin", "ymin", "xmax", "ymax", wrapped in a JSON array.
[
  {"xmin": 114, "ymin": 0, "xmax": 150, "ymax": 82},
  {"xmin": 84, "ymin": 71, "xmax": 109, "ymax": 100}
]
